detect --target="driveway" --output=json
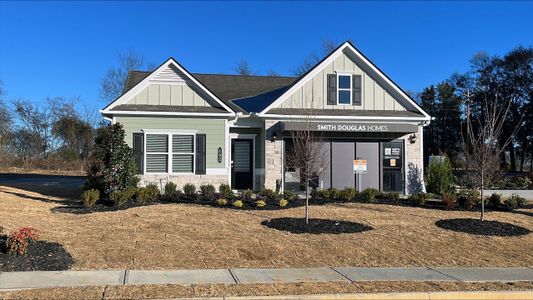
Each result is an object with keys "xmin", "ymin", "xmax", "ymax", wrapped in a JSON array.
[{"xmin": 0, "ymin": 173, "xmax": 85, "ymax": 199}]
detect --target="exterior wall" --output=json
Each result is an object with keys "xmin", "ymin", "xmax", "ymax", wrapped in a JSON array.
[
  {"xmin": 116, "ymin": 116, "xmax": 229, "ymax": 188},
  {"xmin": 264, "ymin": 119, "xmax": 283, "ymax": 190},
  {"xmin": 403, "ymin": 125, "xmax": 425, "ymax": 194},
  {"xmin": 125, "ymin": 83, "xmax": 211, "ymax": 107},
  {"xmin": 278, "ymin": 50, "xmax": 406, "ymax": 111}
]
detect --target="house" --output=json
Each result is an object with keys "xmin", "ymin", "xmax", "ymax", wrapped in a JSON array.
[{"xmin": 101, "ymin": 41, "xmax": 431, "ymax": 194}]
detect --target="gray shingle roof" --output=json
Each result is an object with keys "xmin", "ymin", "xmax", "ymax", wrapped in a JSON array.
[
  {"xmin": 122, "ymin": 71, "xmax": 297, "ymax": 113},
  {"xmin": 267, "ymin": 108, "xmax": 424, "ymax": 117},
  {"xmin": 110, "ymin": 104, "xmax": 229, "ymax": 114}
]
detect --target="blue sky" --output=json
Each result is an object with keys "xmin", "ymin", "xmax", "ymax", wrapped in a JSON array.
[{"xmin": 1, "ymin": 1, "xmax": 532, "ymax": 111}]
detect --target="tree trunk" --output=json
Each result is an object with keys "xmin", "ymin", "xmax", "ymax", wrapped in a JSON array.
[
  {"xmin": 520, "ymin": 140, "xmax": 526, "ymax": 172},
  {"xmin": 305, "ymin": 184, "xmax": 309, "ymax": 225},
  {"xmin": 509, "ymin": 143, "xmax": 516, "ymax": 172},
  {"xmin": 480, "ymin": 165, "xmax": 485, "ymax": 222}
]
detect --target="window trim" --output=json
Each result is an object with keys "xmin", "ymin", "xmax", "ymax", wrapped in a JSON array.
[
  {"xmin": 336, "ymin": 73, "xmax": 352, "ymax": 105},
  {"xmin": 143, "ymin": 130, "xmax": 196, "ymax": 175}
]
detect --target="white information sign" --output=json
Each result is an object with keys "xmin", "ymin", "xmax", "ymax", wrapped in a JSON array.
[{"xmin": 353, "ymin": 159, "xmax": 367, "ymax": 174}]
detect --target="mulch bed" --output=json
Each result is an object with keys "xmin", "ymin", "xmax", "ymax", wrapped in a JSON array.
[
  {"xmin": 261, "ymin": 217, "xmax": 373, "ymax": 234},
  {"xmin": 435, "ymin": 218, "xmax": 531, "ymax": 237},
  {"xmin": 0, "ymin": 235, "xmax": 74, "ymax": 271}
]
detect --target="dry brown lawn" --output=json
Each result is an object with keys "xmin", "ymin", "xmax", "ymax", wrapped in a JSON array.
[
  {"xmin": 0, "ymin": 185, "xmax": 532, "ymax": 270},
  {"xmin": 1, "ymin": 281, "xmax": 533, "ymax": 299}
]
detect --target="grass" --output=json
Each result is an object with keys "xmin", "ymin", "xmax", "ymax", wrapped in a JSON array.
[
  {"xmin": 0, "ymin": 281, "xmax": 532, "ymax": 299},
  {"xmin": 0, "ymin": 184, "xmax": 532, "ymax": 271}
]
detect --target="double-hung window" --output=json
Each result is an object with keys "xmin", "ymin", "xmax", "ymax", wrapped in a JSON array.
[
  {"xmin": 145, "ymin": 133, "xmax": 195, "ymax": 174},
  {"xmin": 337, "ymin": 73, "xmax": 352, "ymax": 105}
]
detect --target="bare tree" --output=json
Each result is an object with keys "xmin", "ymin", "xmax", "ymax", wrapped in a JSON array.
[
  {"xmin": 233, "ymin": 59, "xmax": 255, "ymax": 76},
  {"xmin": 292, "ymin": 39, "xmax": 342, "ymax": 76},
  {"xmin": 462, "ymin": 90, "xmax": 522, "ymax": 221},
  {"xmin": 266, "ymin": 69, "xmax": 280, "ymax": 77},
  {"xmin": 0, "ymin": 82, "xmax": 11, "ymax": 153},
  {"xmin": 285, "ymin": 93, "xmax": 328, "ymax": 224},
  {"xmin": 100, "ymin": 51, "xmax": 144, "ymax": 102}
]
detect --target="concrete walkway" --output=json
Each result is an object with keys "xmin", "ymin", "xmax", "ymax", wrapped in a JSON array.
[{"xmin": 1, "ymin": 267, "xmax": 533, "ymax": 290}]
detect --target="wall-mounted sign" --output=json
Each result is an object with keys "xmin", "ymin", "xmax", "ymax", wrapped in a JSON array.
[
  {"xmin": 353, "ymin": 159, "xmax": 367, "ymax": 174},
  {"xmin": 279, "ymin": 122, "xmax": 418, "ymax": 133}
]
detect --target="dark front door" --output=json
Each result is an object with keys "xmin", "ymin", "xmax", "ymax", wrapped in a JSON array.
[{"xmin": 231, "ymin": 139, "xmax": 253, "ymax": 190}]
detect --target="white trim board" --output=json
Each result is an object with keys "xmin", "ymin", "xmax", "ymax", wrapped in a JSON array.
[
  {"xmin": 101, "ymin": 57, "xmax": 235, "ymax": 115},
  {"xmin": 258, "ymin": 41, "xmax": 431, "ymax": 121},
  {"xmin": 101, "ymin": 110, "xmax": 233, "ymax": 117}
]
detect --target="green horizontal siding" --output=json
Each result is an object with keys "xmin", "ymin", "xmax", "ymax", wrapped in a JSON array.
[{"xmin": 116, "ymin": 116, "xmax": 226, "ymax": 168}]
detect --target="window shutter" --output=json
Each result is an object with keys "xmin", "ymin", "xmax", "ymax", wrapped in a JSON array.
[
  {"xmin": 352, "ymin": 75, "xmax": 362, "ymax": 106},
  {"xmin": 133, "ymin": 133, "xmax": 144, "ymax": 174},
  {"xmin": 327, "ymin": 74, "xmax": 337, "ymax": 105},
  {"xmin": 195, "ymin": 134, "xmax": 206, "ymax": 175}
]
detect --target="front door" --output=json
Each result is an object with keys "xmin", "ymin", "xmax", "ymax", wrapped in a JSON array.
[{"xmin": 231, "ymin": 139, "xmax": 253, "ymax": 190}]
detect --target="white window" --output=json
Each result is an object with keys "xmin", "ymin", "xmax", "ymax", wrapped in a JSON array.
[
  {"xmin": 337, "ymin": 73, "xmax": 352, "ymax": 105},
  {"xmin": 145, "ymin": 133, "xmax": 195, "ymax": 174}
]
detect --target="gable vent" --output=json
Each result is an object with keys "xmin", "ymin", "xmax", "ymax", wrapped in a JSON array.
[{"xmin": 149, "ymin": 64, "xmax": 186, "ymax": 85}]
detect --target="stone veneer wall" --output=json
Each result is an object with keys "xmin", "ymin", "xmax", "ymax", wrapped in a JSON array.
[
  {"xmin": 264, "ymin": 120, "xmax": 283, "ymax": 190},
  {"xmin": 140, "ymin": 174, "xmax": 228, "ymax": 190},
  {"xmin": 403, "ymin": 125, "xmax": 425, "ymax": 194}
]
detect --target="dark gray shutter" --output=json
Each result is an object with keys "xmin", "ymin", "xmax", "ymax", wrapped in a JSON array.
[
  {"xmin": 352, "ymin": 75, "xmax": 362, "ymax": 106},
  {"xmin": 327, "ymin": 74, "xmax": 337, "ymax": 105},
  {"xmin": 195, "ymin": 134, "xmax": 206, "ymax": 175},
  {"xmin": 133, "ymin": 133, "xmax": 144, "ymax": 174}
]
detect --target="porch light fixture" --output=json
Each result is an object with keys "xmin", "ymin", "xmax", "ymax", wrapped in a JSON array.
[
  {"xmin": 270, "ymin": 132, "xmax": 278, "ymax": 142},
  {"xmin": 409, "ymin": 134, "xmax": 416, "ymax": 144}
]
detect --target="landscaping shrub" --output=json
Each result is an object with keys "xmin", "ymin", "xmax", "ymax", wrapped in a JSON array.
[
  {"xmin": 409, "ymin": 192, "xmax": 428, "ymax": 206},
  {"xmin": 282, "ymin": 190, "xmax": 295, "ymax": 201},
  {"xmin": 216, "ymin": 198, "xmax": 227, "ymax": 207},
  {"xmin": 255, "ymin": 199, "xmax": 266, "ymax": 207},
  {"xmin": 312, "ymin": 189, "xmax": 328, "ymax": 200},
  {"xmin": 219, "ymin": 183, "xmax": 234, "ymax": 200},
  {"xmin": 182, "ymin": 183, "xmax": 196, "ymax": 200},
  {"xmin": 360, "ymin": 188, "xmax": 379, "ymax": 203},
  {"xmin": 379, "ymin": 192, "xmax": 400, "ymax": 203},
  {"xmin": 425, "ymin": 156, "xmax": 454, "ymax": 195},
  {"xmin": 340, "ymin": 188, "xmax": 358, "ymax": 202},
  {"xmin": 84, "ymin": 123, "xmax": 139, "ymax": 197},
  {"xmin": 488, "ymin": 193, "xmax": 502, "ymax": 208},
  {"xmin": 232, "ymin": 199, "xmax": 243, "ymax": 208},
  {"xmin": 81, "ymin": 189, "xmax": 100, "ymax": 208},
  {"xmin": 278, "ymin": 199, "xmax": 289, "ymax": 208},
  {"xmin": 243, "ymin": 189, "xmax": 254, "ymax": 201},
  {"xmin": 504, "ymin": 193, "xmax": 527, "ymax": 209},
  {"xmin": 259, "ymin": 189, "xmax": 276, "ymax": 202},
  {"xmin": 7, "ymin": 227, "xmax": 39, "ymax": 256},
  {"xmin": 457, "ymin": 189, "xmax": 480, "ymax": 209},
  {"xmin": 494, "ymin": 176, "xmax": 532, "ymax": 190},
  {"xmin": 328, "ymin": 188, "xmax": 341, "ymax": 201},
  {"xmin": 164, "ymin": 182, "xmax": 178, "ymax": 199},
  {"xmin": 110, "ymin": 187, "xmax": 136, "ymax": 207},
  {"xmin": 442, "ymin": 192, "xmax": 456, "ymax": 210},
  {"xmin": 200, "ymin": 184, "xmax": 216, "ymax": 201},
  {"xmin": 145, "ymin": 183, "xmax": 160, "ymax": 202},
  {"xmin": 135, "ymin": 187, "xmax": 149, "ymax": 205}
]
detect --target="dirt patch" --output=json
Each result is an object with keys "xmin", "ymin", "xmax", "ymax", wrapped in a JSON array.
[
  {"xmin": 1, "ymin": 185, "xmax": 533, "ymax": 270},
  {"xmin": 0, "ymin": 281, "xmax": 532, "ymax": 299},
  {"xmin": 262, "ymin": 217, "xmax": 373, "ymax": 234},
  {"xmin": 0, "ymin": 235, "xmax": 74, "ymax": 271},
  {"xmin": 435, "ymin": 218, "xmax": 531, "ymax": 237}
]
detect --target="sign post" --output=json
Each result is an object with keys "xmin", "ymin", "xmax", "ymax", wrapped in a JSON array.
[{"xmin": 353, "ymin": 159, "xmax": 367, "ymax": 192}]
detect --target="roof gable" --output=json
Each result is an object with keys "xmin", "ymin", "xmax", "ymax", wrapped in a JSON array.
[
  {"xmin": 101, "ymin": 58, "xmax": 235, "ymax": 115},
  {"xmin": 259, "ymin": 41, "xmax": 430, "ymax": 120}
]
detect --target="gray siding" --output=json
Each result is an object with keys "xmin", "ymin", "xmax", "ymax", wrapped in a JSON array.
[
  {"xmin": 279, "ymin": 50, "xmax": 407, "ymax": 111},
  {"xmin": 116, "ymin": 116, "xmax": 226, "ymax": 168}
]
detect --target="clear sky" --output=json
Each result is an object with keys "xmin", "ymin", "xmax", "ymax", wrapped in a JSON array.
[{"xmin": 1, "ymin": 1, "xmax": 532, "ymax": 111}]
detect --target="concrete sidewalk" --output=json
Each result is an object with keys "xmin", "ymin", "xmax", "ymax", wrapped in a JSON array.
[{"xmin": 0, "ymin": 267, "xmax": 532, "ymax": 290}]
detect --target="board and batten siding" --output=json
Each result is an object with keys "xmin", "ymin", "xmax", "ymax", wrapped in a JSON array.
[
  {"xmin": 279, "ymin": 49, "xmax": 406, "ymax": 111},
  {"xmin": 116, "ymin": 116, "xmax": 226, "ymax": 168},
  {"xmin": 125, "ymin": 83, "xmax": 211, "ymax": 107}
]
